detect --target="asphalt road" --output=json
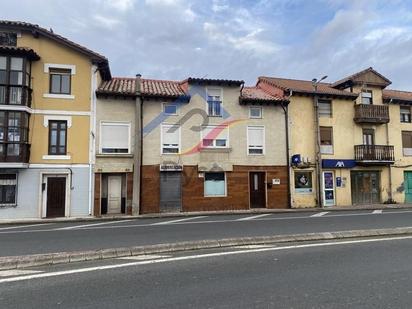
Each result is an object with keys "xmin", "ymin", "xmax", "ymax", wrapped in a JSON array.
[
  {"xmin": 1, "ymin": 235, "xmax": 412, "ymax": 308},
  {"xmin": 2, "ymin": 209, "xmax": 412, "ymax": 256}
]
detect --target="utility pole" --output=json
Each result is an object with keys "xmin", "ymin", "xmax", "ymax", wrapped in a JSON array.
[{"xmin": 312, "ymin": 75, "xmax": 328, "ymax": 208}]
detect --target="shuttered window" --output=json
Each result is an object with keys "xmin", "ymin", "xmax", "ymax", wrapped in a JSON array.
[
  {"xmin": 402, "ymin": 131, "xmax": 412, "ymax": 156},
  {"xmin": 201, "ymin": 125, "xmax": 228, "ymax": 148},
  {"xmin": 162, "ymin": 124, "xmax": 180, "ymax": 154},
  {"xmin": 318, "ymin": 100, "xmax": 332, "ymax": 117},
  {"xmin": 247, "ymin": 126, "xmax": 264, "ymax": 155},
  {"xmin": 400, "ymin": 106, "xmax": 411, "ymax": 123},
  {"xmin": 101, "ymin": 122, "xmax": 130, "ymax": 154},
  {"xmin": 320, "ymin": 126, "xmax": 333, "ymax": 154}
]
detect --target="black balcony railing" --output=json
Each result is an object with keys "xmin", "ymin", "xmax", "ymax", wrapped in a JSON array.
[
  {"xmin": 0, "ymin": 143, "xmax": 30, "ymax": 163},
  {"xmin": 354, "ymin": 104, "xmax": 389, "ymax": 124},
  {"xmin": 354, "ymin": 145, "xmax": 394, "ymax": 163}
]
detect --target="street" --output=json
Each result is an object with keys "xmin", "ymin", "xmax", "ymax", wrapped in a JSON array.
[
  {"xmin": 1, "ymin": 209, "xmax": 412, "ymax": 256},
  {"xmin": 1, "ymin": 235, "xmax": 412, "ymax": 308}
]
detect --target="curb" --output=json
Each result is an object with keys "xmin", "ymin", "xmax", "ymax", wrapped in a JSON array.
[{"xmin": 1, "ymin": 226, "xmax": 412, "ymax": 270}]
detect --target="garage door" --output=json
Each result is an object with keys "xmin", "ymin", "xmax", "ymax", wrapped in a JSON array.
[{"xmin": 160, "ymin": 172, "xmax": 182, "ymax": 212}]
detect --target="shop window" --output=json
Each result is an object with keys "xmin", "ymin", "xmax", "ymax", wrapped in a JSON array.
[
  {"xmin": 0, "ymin": 174, "xmax": 17, "ymax": 206},
  {"xmin": 295, "ymin": 171, "xmax": 313, "ymax": 193},
  {"xmin": 204, "ymin": 172, "xmax": 226, "ymax": 197}
]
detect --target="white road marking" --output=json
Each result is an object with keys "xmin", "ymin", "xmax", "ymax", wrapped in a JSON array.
[
  {"xmin": 237, "ymin": 214, "xmax": 272, "ymax": 221},
  {"xmin": 150, "ymin": 216, "xmax": 207, "ymax": 225},
  {"xmin": 56, "ymin": 220, "xmax": 135, "ymax": 230},
  {"xmin": 0, "ymin": 269, "xmax": 42, "ymax": 277},
  {"xmin": 372, "ymin": 210, "xmax": 383, "ymax": 214},
  {"xmin": 0, "ymin": 223, "xmax": 52, "ymax": 231},
  {"xmin": 234, "ymin": 245, "xmax": 273, "ymax": 249},
  {"xmin": 310, "ymin": 212, "xmax": 329, "ymax": 217},
  {"xmin": 2, "ymin": 234, "xmax": 412, "ymax": 284},
  {"xmin": 1, "ymin": 210, "xmax": 412, "ymax": 234},
  {"xmin": 118, "ymin": 255, "xmax": 171, "ymax": 260}
]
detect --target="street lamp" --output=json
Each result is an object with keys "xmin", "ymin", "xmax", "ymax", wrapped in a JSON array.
[{"xmin": 312, "ymin": 75, "xmax": 328, "ymax": 208}]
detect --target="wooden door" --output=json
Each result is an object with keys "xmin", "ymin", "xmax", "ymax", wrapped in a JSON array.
[
  {"xmin": 108, "ymin": 176, "xmax": 122, "ymax": 214},
  {"xmin": 249, "ymin": 172, "xmax": 266, "ymax": 208},
  {"xmin": 46, "ymin": 177, "xmax": 66, "ymax": 218}
]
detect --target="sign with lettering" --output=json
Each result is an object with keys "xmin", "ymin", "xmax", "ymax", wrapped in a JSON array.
[
  {"xmin": 160, "ymin": 164, "xmax": 183, "ymax": 172},
  {"xmin": 322, "ymin": 159, "xmax": 356, "ymax": 169}
]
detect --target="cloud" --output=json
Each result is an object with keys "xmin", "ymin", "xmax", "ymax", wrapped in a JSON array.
[{"xmin": 92, "ymin": 14, "xmax": 121, "ymax": 29}]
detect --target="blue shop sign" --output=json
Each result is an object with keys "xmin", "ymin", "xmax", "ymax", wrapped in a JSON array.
[{"xmin": 322, "ymin": 159, "xmax": 356, "ymax": 169}]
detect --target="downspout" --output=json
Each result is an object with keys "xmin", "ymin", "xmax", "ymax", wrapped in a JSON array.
[
  {"xmin": 313, "ymin": 92, "xmax": 323, "ymax": 208},
  {"xmin": 132, "ymin": 74, "xmax": 142, "ymax": 215},
  {"xmin": 280, "ymin": 92, "xmax": 292, "ymax": 208},
  {"xmin": 386, "ymin": 99, "xmax": 393, "ymax": 203},
  {"xmin": 88, "ymin": 65, "xmax": 98, "ymax": 216}
]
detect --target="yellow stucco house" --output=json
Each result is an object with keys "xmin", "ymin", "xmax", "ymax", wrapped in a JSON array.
[
  {"xmin": 0, "ymin": 21, "xmax": 111, "ymax": 219},
  {"xmin": 258, "ymin": 68, "xmax": 412, "ymax": 208}
]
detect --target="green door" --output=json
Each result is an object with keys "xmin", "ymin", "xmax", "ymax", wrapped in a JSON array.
[{"xmin": 404, "ymin": 172, "xmax": 412, "ymax": 203}]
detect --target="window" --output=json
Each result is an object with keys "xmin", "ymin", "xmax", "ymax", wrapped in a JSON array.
[
  {"xmin": 295, "ymin": 171, "xmax": 312, "ymax": 193},
  {"xmin": 207, "ymin": 88, "xmax": 222, "ymax": 117},
  {"xmin": 48, "ymin": 120, "xmax": 67, "ymax": 155},
  {"xmin": 402, "ymin": 131, "xmax": 412, "ymax": 156},
  {"xmin": 361, "ymin": 90, "xmax": 373, "ymax": 104},
  {"xmin": 320, "ymin": 127, "xmax": 333, "ymax": 154},
  {"xmin": 0, "ymin": 32, "xmax": 17, "ymax": 46},
  {"xmin": 201, "ymin": 125, "xmax": 228, "ymax": 148},
  {"xmin": 247, "ymin": 126, "xmax": 264, "ymax": 155},
  {"xmin": 249, "ymin": 107, "xmax": 262, "ymax": 119},
  {"xmin": 0, "ymin": 111, "xmax": 29, "ymax": 160},
  {"xmin": 49, "ymin": 68, "xmax": 71, "ymax": 94},
  {"xmin": 0, "ymin": 56, "xmax": 29, "ymax": 106},
  {"xmin": 163, "ymin": 104, "xmax": 178, "ymax": 115},
  {"xmin": 0, "ymin": 174, "xmax": 17, "ymax": 206},
  {"xmin": 101, "ymin": 122, "xmax": 130, "ymax": 154},
  {"xmin": 161, "ymin": 124, "xmax": 180, "ymax": 154},
  {"xmin": 204, "ymin": 172, "xmax": 226, "ymax": 197},
  {"xmin": 318, "ymin": 99, "xmax": 332, "ymax": 117},
  {"xmin": 400, "ymin": 106, "xmax": 411, "ymax": 123}
]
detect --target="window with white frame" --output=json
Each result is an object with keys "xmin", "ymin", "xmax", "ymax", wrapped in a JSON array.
[
  {"xmin": 163, "ymin": 103, "xmax": 178, "ymax": 115},
  {"xmin": 100, "ymin": 122, "xmax": 130, "ymax": 154},
  {"xmin": 400, "ymin": 106, "xmax": 411, "ymax": 123},
  {"xmin": 201, "ymin": 125, "xmax": 228, "ymax": 148},
  {"xmin": 161, "ymin": 124, "xmax": 180, "ymax": 154},
  {"xmin": 207, "ymin": 88, "xmax": 222, "ymax": 117},
  {"xmin": 0, "ymin": 174, "xmax": 17, "ymax": 206},
  {"xmin": 204, "ymin": 172, "xmax": 226, "ymax": 197},
  {"xmin": 249, "ymin": 106, "xmax": 262, "ymax": 119},
  {"xmin": 361, "ymin": 90, "xmax": 373, "ymax": 104},
  {"xmin": 247, "ymin": 126, "xmax": 264, "ymax": 155}
]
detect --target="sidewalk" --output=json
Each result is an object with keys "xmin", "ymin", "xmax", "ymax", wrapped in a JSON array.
[{"xmin": 1, "ymin": 203, "xmax": 411, "ymax": 225}]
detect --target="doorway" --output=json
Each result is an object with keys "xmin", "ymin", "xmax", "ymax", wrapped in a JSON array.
[
  {"xmin": 249, "ymin": 172, "xmax": 266, "ymax": 208},
  {"xmin": 107, "ymin": 175, "xmax": 122, "ymax": 214},
  {"xmin": 404, "ymin": 171, "xmax": 412, "ymax": 203},
  {"xmin": 160, "ymin": 172, "xmax": 182, "ymax": 212},
  {"xmin": 322, "ymin": 171, "xmax": 335, "ymax": 206},
  {"xmin": 351, "ymin": 171, "xmax": 380, "ymax": 204},
  {"xmin": 46, "ymin": 177, "xmax": 66, "ymax": 218}
]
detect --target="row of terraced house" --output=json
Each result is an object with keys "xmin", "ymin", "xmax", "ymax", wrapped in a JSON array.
[{"xmin": 2, "ymin": 20, "xmax": 412, "ymax": 219}]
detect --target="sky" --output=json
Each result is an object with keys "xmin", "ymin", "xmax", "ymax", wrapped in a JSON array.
[{"xmin": 3, "ymin": 0, "xmax": 412, "ymax": 89}]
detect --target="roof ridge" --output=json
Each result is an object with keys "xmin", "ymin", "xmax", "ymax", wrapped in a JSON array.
[{"xmin": 384, "ymin": 89, "xmax": 412, "ymax": 94}]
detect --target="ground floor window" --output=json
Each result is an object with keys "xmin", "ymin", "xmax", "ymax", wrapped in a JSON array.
[
  {"xmin": 0, "ymin": 173, "xmax": 17, "ymax": 205},
  {"xmin": 294, "ymin": 171, "xmax": 312, "ymax": 193},
  {"xmin": 204, "ymin": 172, "xmax": 226, "ymax": 197}
]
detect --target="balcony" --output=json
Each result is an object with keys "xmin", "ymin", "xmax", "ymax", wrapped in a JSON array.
[
  {"xmin": 354, "ymin": 145, "xmax": 394, "ymax": 165},
  {"xmin": 354, "ymin": 104, "xmax": 389, "ymax": 124},
  {"xmin": 0, "ymin": 143, "xmax": 30, "ymax": 165},
  {"xmin": 0, "ymin": 85, "xmax": 32, "ymax": 107}
]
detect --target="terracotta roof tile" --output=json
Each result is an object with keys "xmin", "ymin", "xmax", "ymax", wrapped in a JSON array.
[
  {"xmin": 97, "ymin": 78, "xmax": 136, "ymax": 96},
  {"xmin": 383, "ymin": 89, "xmax": 412, "ymax": 103},
  {"xmin": 141, "ymin": 78, "xmax": 187, "ymax": 98},
  {"xmin": 259, "ymin": 76, "xmax": 358, "ymax": 98},
  {"xmin": 240, "ymin": 86, "xmax": 286, "ymax": 104}
]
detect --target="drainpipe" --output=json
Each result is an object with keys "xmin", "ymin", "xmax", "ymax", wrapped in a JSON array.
[
  {"xmin": 314, "ymin": 94, "xmax": 322, "ymax": 207},
  {"xmin": 132, "ymin": 74, "xmax": 142, "ymax": 215},
  {"xmin": 280, "ymin": 96, "xmax": 291, "ymax": 208},
  {"xmin": 385, "ymin": 119, "xmax": 393, "ymax": 203}
]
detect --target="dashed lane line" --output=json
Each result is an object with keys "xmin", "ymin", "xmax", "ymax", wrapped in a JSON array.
[
  {"xmin": 150, "ymin": 216, "xmax": 207, "ymax": 225},
  {"xmin": 372, "ymin": 210, "xmax": 383, "ymax": 214},
  {"xmin": 310, "ymin": 212, "xmax": 329, "ymax": 217},
  {"xmin": 55, "ymin": 220, "xmax": 135, "ymax": 230},
  {"xmin": 237, "ymin": 214, "xmax": 272, "ymax": 221}
]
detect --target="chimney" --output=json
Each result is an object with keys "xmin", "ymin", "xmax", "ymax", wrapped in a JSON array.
[{"xmin": 135, "ymin": 74, "xmax": 142, "ymax": 95}]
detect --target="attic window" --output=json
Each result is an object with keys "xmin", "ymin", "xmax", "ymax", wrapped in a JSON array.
[
  {"xmin": 361, "ymin": 90, "xmax": 373, "ymax": 104},
  {"xmin": 0, "ymin": 32, "xmax": 17, "ymax": 47}
]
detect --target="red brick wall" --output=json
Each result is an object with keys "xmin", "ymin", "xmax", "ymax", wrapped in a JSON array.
[{"xmin": 140, "ymin": 165, "xmax": 288, "ymax": 214}]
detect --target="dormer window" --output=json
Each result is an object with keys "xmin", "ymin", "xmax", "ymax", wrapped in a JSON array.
[
  {"xmin": 361, "ymin": 90, "xmax": 373, "ymax": 104},
  {"xmin": 0, "ymin": 32, "xmax": 17, "ymax": 47}
]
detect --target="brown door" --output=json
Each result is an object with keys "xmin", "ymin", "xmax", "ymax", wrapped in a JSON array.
[
  {"xmin": 46, "ymin": 177, "xmax": 66, "ymax": 218},
  {"xmin": 249, "ymin": 172, "xmax": 266, "ymax": 208}
]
